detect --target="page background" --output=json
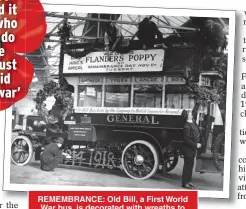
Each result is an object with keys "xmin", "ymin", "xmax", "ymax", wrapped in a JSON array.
[{"xmin": 0, "ymin": 0, "xmax": 242, "ymax": 208}]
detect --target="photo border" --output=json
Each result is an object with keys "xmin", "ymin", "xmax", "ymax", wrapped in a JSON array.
[{"xmin": 3, "ymin": 4, "xmax": 236, "ymax": 199}]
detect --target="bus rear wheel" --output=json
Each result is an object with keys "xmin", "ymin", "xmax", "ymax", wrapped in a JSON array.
[
  {"xmin": 121, "ymin": 140, "xmax": 159, "ymax": 180},
  {"xmin": 160, "ymin": 146, "xmax": 179, "ymax": 176}
]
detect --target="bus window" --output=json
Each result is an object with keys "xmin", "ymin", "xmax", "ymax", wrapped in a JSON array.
[
  {"xmin": 133, "ymin": 84, "xmax": 162, "ymax": 108},
  {"xmin": 182, "ymin": 94, "xmax": 195, "ymax": 109},
  {"xmin": 165, "ymin": 85, "xmax": 194, "ymax": 109},
  {"xmin": 77, "ymin": 85, "xmax": 102, "ymax": 107},
  {"xmin": 165, "ymin": 94, "xmax": 182, "ymax": 109},
  {"xmin": 104, "ymin": 85, "xmax": 131, "ymax": 107}
]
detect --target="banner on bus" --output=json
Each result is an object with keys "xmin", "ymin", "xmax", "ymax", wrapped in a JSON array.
[
  {"xmin": 74, "ymin": 107, "xmax": 185, "ymax": 115},
  {"xmin": 63, "ymin": 49, "xmax": 165, "ymax": 74}
]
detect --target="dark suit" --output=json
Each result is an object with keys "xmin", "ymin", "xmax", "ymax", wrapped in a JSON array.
[
  {"xmin": 137, "ymin": 20, "xmax": 163, "ymax": 48},
  {"xmin": 182, "ymin": 121, "xmax": 201, "ymax": 186},
  {"xmin": 40, "ymin": 143, "xmax": 64, "ymax": 171}
]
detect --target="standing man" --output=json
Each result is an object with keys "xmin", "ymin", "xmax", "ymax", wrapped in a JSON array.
[
  {"xmin": 104, "ymin": 21, "xmax": 123, "ymax": 59},
  {"xmin": 181, "ymin": 109, "xmax": 203, "ymax": 189}
]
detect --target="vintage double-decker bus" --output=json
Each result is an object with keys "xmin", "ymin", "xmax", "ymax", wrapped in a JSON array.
[{"xmin": 58, "ymin": 47, "xmax": 223, "ymax": 179}]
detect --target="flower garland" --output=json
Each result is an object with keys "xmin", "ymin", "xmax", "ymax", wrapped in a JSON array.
[{"xmin": 33, "ymin": 80, "xmax": 74, "ymax": 119}]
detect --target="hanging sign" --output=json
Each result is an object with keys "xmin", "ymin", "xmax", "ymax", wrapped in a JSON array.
[
  {"xmin": 165, "ymin": 76, "xmax": 186, "ymax": 85},
  {"xmin": 201, "ymin": 76, "xmax": 211, "ymax": 87},
  {"xmin": 105, "ymin": 76, "xmax": 131, "ymax": 84},
  {"xmin": 135, "ymin": 76, "xmax": 163, "ymax": 84},
  {"xmin": 63, "ymin": 49, "xmax": 165, "ymax": 74},
  {"xmin": 79, "ymin": 76, "xmax": 103, "ymax": 84},
  {"xmin": 68, "ymin": 124, "xmax": 93, "ymax": 141}
]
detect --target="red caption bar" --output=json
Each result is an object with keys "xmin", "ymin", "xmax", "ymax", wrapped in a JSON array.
[{"xmin": 29, "ymin": 191, "xmax": 198, "ymax": 209}]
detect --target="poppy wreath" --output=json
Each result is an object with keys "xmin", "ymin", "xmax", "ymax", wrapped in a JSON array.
[
  {"xmin": 0, "ymin": 0, "xmax": 46, "ymax": 110},
  {"xmin": 33, "ymin": 80, "xmax": 74, "ymax": 120}
]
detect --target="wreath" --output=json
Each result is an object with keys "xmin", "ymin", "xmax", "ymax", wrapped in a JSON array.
[{"xmin": 33, "ymin": 80, "xmax": 74, "ymax": 120}]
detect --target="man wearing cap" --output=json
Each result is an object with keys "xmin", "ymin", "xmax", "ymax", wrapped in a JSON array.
[{"xmin": 40, "ymin": 137, "xmax": 65, "ymax": 171}]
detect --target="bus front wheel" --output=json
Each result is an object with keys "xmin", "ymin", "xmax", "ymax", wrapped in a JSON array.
[
  {"xmin": 121, "ymin": 140, "xmax": 159, "ymax": 180},
  {"xmin": 11, "ymin": 136, "xmax": 33, "ymax": 166}
]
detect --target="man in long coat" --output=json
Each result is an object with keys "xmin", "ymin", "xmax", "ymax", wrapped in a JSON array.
[{"xmin": 181, "ymin": 110, "xmax": 203, "ymax": 189}]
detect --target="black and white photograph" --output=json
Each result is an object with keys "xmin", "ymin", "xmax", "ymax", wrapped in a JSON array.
[{"xmin": 3, "ymin": 4, "xmax": 235, "ymax": 198}]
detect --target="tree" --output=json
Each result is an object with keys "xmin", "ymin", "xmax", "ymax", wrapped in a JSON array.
[
  {"xmin": 182, "ymin": 18, "xmax": 228, "ymax": 171},
  {"xmin": 183, "ymin": 51, "xmax": 227, "ymax": 122},
  {"xmin": 182, "ymin": 18, "xmax": 228, "ymax": 120}
]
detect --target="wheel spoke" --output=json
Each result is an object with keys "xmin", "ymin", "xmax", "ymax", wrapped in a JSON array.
[
  {"xmin": 125, "ymin": 151, "xmax": 133, "ymax": 158},
  {"xmin": 137, "ymin": 145, "xmax": 146, "ymax": 154},
  {"xmin": 162, "ymin": 148, "xmax": 179, "ymax": 173},
  {"xmin": 12, "ymin": 151, "xmax": 21, "ymax": 155},
  {"xmin": 143, "ymin": 159, "xmax": 153, "ymax": 166},
  {"xmin": 142, "ymin": 163, "xmax": 152, "ymax": 172},
  {"xmin": 18, "ymin": 140, "xmax": 23, "ymax": 148},
  {"xmin": 17, "ymin": 154, "xmax": 23, "ymax": 163},
  {"xmin": 13, "ymin": 141, "xmax": 22, "ymax": 149},
  {"xmin": 138, "ymin": 170, "xmax": 143, "ymax": 178},
  {"xmin": 18, "ymin": 153, "xmax": 23, "ymax": 163},
  {"xmin": 19, "ymin": 152, "xmax": 28, "ymax": 163},
  {"xmin": 132, "ymin": 148, "xmax": 138, "ymax": 156},
  {"xmin": 13, "ymin": 153, "xmax": 21, "ymax": 162}
]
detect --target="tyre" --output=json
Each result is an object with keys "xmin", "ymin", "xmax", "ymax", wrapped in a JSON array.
[
  {"xmin": 11, "ymin": 135, "xmax": 34, "ymax": 166},
  {"xmin": 121, "ymin": 140, "xmax": 159, "ymax": 180},
  {"xmin": 163, "ymin": 146, "xmax": 179, "ymax": 173}
]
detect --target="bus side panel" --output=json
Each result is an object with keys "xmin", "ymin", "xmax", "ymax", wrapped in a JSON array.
[{"xmin": 74, "ymin": 113, "xmax": 184, "ymax": 129}]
